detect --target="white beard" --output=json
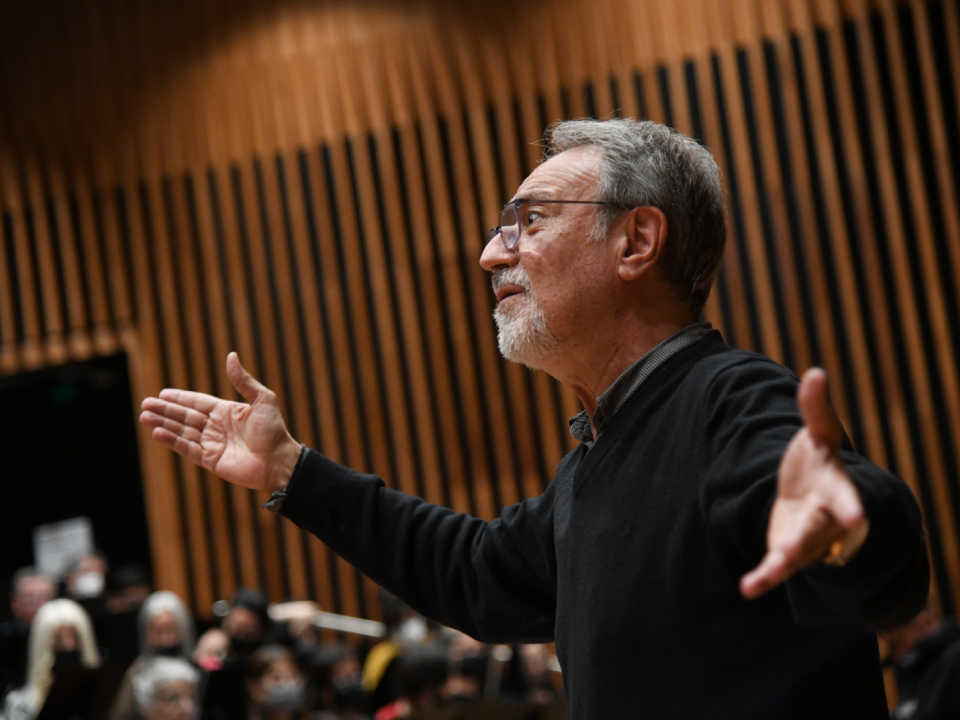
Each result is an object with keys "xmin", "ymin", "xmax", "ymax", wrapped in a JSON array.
[{"xmin": 492, "ymin": 268, "xmax": 561, "ymax": 369}]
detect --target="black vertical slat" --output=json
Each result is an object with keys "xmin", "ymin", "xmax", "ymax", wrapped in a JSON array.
[
  {"xmin": 434, "ymin": 117, "xmax": 481, "ymax": 518},
  {"xmin": 229, "ymin": 163, "xmax": 268, "ymax": 594},
  {"xmin": 710, "ymin": 53, "xmax": 764, "ymax": 354},
  {"xmin": 812, "ymin": 27, "xmax": 868, "ymax": 453},
  {"xmin": 2, "ymin": 211, "xmax": 24, "ymax": 343},
  {"xmin": 838, "ymin": 21, "xmax": 901, "ymax": 479},
  {"xmin": 206, "ymin": 167, "xmax": 246, "ymax": 592},
  {"xmin": 735, "ymin": 48, "xmax": 795, "ymax": 371}
]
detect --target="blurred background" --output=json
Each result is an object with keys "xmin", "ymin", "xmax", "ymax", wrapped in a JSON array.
[{"xmin": 0, "ymin": 0, "xmax": 958, "ymax": 682}]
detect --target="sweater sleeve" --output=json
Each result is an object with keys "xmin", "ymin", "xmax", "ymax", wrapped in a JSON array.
[
  {"xmin": 699, "ymin": 357, "xmax": 929, "ymax": 630},
  {"xmin": 278, "ymin": 449, "xmax": 558, "ymax": 643}
]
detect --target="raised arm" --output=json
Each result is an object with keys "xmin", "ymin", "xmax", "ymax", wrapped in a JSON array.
[
  {"xmin": 702, "ymin": 360, "xmax": 928, "ymax": 628},
  {"xmin": 139, "ymin": 352, "xmax": 302, "ymax": 494}
]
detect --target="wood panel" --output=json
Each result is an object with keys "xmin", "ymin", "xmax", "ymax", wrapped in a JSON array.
[{"xmin": 0, "ymin": 0, "xmax": 955, "ymax": 643}]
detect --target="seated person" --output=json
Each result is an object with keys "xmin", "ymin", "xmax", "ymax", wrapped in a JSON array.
[
  {"xmin": 1, "ymin": 568, "xmax": 56, "ymax": 697},
  {"xmin": 246, "ymin": 644, "xmax": 309, "ymax": 720},
  {"xmin": 2, "ymin": 599, "xmax": 100, "ymax": 720},
  {"xmin": 109, "ymin": 591, "xmax": 196, "ymax": 720},
  {"xmin": 132, "ymin": 657, "xmax": 199, "ymax": 720},
  {"xmin": 308, "ymin": 642, "xmax": 368, "ymax": 719}
]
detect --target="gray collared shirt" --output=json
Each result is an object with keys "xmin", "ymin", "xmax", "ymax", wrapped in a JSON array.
[{"xmin": 568, "ymin": 322, "xmax": 713, "ymax": 446}]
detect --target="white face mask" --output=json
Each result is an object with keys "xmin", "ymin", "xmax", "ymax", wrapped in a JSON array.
[
  {"xmin": 395, "ymin": 617, "xmax": 428, "ymax": 645},
  {"xmin": 74, "ymin": 572, "xmax": 105, "ymax": 598}
]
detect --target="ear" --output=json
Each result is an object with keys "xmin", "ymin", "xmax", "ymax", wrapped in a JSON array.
[{"xmin": 617, "ymin": 206, "xmax": 667, "ymax": 282}]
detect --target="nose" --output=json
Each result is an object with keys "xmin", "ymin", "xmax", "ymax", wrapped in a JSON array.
[{"xmin": 479, "ymin": 233, "xmax": 518, "ymax": 273}]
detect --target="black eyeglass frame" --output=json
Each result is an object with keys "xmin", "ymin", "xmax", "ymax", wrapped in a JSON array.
[{"xmin": 486, "ymin": 198, "xmax": 625, "ymax": 249}]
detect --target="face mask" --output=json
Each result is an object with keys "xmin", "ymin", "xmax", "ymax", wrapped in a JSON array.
[
  {"xmin": 332, "ymin": 676, "xmax": 365, "ymax": 710},
  {"xmin": 74, "ymin": 572, "xmax": 105, "ymax": 598},
  {"xmin": 52, "ymin": 650, "xmax": 82, "ymax": 671},
  {"xmin": 395, "ymin": 617, "xmax": 428, "ymax": 645},
  {"xmin": 153, "ymin": 643, "xmax": 182, "ymax": 658},
  {"xmin": 197, "ymin": 654, "xmax": 223, "ymax": 672},
  {"xmin": 264, "ymin": 682, "xmax": 305, "ymax": 713}
]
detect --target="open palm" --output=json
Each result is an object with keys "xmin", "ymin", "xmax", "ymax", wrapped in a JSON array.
[
  {"xmin": 140, "ymin": 352, "xmax": 301, "ymax": 494},
  {"xmin": 740, "ymin": 368, "xmax": 867, "ymax": 599}
]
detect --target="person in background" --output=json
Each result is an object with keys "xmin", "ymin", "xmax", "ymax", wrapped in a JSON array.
[
  {"xmin": 515, "ymin": 644, "xmax": 558, "ymax": 705},
  {"xmin": 884, "ymin": 607, "xmax": 960, "ymax": 720},
  {"xmin": 193, "ymin": 628, "xmax": 230, "ymax": 673},
  {"xmin": 108, "ymin": 591, "xmax": 196, "ymax": 720},
  {"xmin": 361, "ymin": 592, "xmax": 433, "ymax": 713},
  {"xmin": 245, "ymin": 645, "xmax": 309, "ymax": 720},
  {"xmin": 308, "ymin": 643, "xmax": 368, "ymax": 720},
  {"xmin": 2, "ymin": 598, "xmax": 100, "ymax": 720},
  {"xmin": 1, "ymin": 569, "xmax": 56, "ymax": 698},
  {"xmin": 107, "ymin": 566, "xmax": 153, "ymax": 616},
  {"xmin": 372, "ymin": 645, "xmax": 448, "ymax": 720},
  {"xmin": 441, "ymin": 631, "xmax": 487, "ymax": 704},
  {"xmin": 222, "ymin": 589, "xmax": 275, "ymax": 667},
  {"xmin": 63, "ymin": 552, "xmax": 109, "ymax": 606},
  {"xmin": 131, "ymin": 657, "xmax": 199, "ymax": 720}
]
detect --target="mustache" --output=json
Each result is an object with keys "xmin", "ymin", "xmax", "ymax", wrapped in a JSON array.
[{"xmin": 491, "ymin": 267, "xmax": 531, "ymax": 294}]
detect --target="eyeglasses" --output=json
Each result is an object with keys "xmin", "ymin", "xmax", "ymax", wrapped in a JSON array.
[{"xmin": 486, "ymin": 198, "xmax": 623, "ymax": 249}]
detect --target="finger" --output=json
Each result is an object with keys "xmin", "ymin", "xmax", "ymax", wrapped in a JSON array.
[
  {"xmin": 154, "ymin": 388, "xmax": 222, "ymax": 415},
  {"xmin": 821, "ymin": 473, "xmax": 866, "ymax": 530},
  {"xmin": 139, "ymin": 411, "xmax": 204, "ymax": 444},
  {"xmin": 740, "ymin": 550, "xmax": 789, "ymax": 599},
  {"xmin": 797, "ymin": 368, "xmax": 843, "ymax": 450},
  {"xmin": 150, "ymin": 427, "xmax": 205, "ymax": 467},
  {"xmin": 141, "ymin": 398, "xmax": 211, "ymax": 430},
  {"xmin": 226, "ymin": 352, "xmax": 269, "ymax": 404}
]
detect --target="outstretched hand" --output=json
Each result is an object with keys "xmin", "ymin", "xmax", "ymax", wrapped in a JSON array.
[
  {"xmin": 740, "ymin": 368, "xmax": 868, "ymax": 599},
  {"xmin": 139, "ymin": 352, "xmax": 302, "ymax": 494}
]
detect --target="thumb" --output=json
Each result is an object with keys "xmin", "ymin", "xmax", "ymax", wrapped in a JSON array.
[
  {"xmin": 226, "ymin": 352, "xmax": 268, "ymax": 403},
  {"xmin": 797, "ymin": 368, "xmax": 842, "ymax": 450}
]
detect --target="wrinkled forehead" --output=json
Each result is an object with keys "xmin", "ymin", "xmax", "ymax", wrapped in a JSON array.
[{"xmin": 513, "ymin": 145, "xmax": 602, "ymax": 201}]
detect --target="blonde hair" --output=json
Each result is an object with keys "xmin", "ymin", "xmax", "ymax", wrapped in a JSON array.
[{"xmin": 24, "ymin": 598, "xmax": 100, "ymax": 706}]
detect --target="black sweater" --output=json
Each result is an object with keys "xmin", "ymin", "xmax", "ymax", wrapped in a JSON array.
[{"xmin": 280, "ymin": 331, "xmax": 929, "ymax": 719}]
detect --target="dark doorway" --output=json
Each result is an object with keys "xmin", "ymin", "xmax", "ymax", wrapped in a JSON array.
[{"xmin": 0, "ymin": 353, "xmax": 150, "ymax": 590}]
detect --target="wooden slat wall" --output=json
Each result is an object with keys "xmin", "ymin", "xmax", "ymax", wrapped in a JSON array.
[{"xmin": 1, "ymin": 0, "xmax": 958, "ymax": 625}]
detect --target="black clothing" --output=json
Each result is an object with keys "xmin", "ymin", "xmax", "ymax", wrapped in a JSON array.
[
  {"xmin": 892, "ymin": 618, "xmax": 960, "ymax": 719},
  {"xmin": 280, "ymin": 332, "xmax": 928, "ymax": 719}
]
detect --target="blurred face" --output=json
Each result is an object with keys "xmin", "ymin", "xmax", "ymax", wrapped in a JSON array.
[
  {"xmin": 144, "ymin": 679, "xmax": 197, "ymax": 720},
  {"xmin": 11, "ymin": 576, "xmax": 55, "ymax": 625},
  {"xmin": 53, "ymin": 624, "xmax": 80, "ymax": 652},
  {"xmin": 222, "ymin": 606, "xmax": 262, "ymax": 642},
  {"xmin": 249, "ymin": 658, "xmax": 305, "ymax": 713},
  {"xmin": 193, "ymin": 629, "xmax": 229, "ymax": 671},
  {"xmin": 68, "ymin": 556, "xmax": 107, "ymax": 599},
  {"xmin": 147, "ymin": 611, "xmax": 182, "ymax": 652}
]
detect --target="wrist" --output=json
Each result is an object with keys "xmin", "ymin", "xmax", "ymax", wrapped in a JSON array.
[{"xmin": 269, "ymin": 437, "xmax": 304, "ymax": 494}]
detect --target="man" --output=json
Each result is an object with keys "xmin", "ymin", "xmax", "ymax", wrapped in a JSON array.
[
  {"xmin": 140, "ymin": 119, "xmax": 928, "ymax": 718},
  {"xmin": 0, "ymin": 568, "xmax": 56, "ymax": 695}
]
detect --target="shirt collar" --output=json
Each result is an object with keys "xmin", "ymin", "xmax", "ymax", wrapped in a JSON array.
[{"xmin": 568, "ymin": 322, "xmax": 713, "ymax": 444}]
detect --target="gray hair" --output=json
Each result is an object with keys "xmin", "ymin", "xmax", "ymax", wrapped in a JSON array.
[
  {"xmin": 545, "ymin": 118, "xmax": 726, "ymax": 317},
  {"xmin": 137, "ymin": 590, "xmax": 196, "ymax": 657},
  {"xmin": 131, "ymin": 657, "xmax": 199, "ymax": 710}
]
